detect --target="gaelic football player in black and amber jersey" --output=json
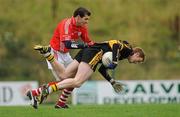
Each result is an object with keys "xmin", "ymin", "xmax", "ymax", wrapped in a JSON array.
[{"xmin": 27, "ymin": 40, "xmax": 145, "ymax": 109}]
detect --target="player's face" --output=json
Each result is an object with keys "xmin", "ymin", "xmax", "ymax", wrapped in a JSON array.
[
  {"xmin": 128, "ymin": 53, "xmax": 143, "ymax": 64},
  {"xmin": 76, "ymin": 15, "xmax": 90, "ymax": 26}
]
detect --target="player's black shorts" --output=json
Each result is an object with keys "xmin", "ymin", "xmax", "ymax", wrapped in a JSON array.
[{"xmin": 74, "ymin": 48, "xmax": 103, "ymax": 71}]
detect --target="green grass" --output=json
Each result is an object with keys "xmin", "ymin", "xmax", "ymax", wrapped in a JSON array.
[{"xmin": 0, "ymin": 104, "xmax": 179, "ymax": 117}]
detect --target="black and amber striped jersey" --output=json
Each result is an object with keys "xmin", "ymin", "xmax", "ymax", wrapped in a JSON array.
[
  {"xmin": 93, "ymin": 40, "xmax": 133, "ymax": 63},
  {"xmin": 74, "ymin": 39, "xmax": 133, "ymax": 83},
  {"xmin": 96, "ymin": 40, "xmax": 133, "ymax": 83}
]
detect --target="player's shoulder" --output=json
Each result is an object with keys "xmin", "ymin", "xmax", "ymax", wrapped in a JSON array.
[
  {"xmin": 121, "ymin": 40, "xmax": 132, "ymax": 49},
  {"xmin": 107, "ymin": 39, "xmax": 119, "ymax": 43},
  {"xmin": 122, "ymin": 40, "xmax": 130, "ymax": 44},
  {"xmin": 58, "ymin": 17, "xmax": 71, "ymax": 25}
]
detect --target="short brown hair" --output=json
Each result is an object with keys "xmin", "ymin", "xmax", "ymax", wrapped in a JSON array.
[
  {"xmin": 73, "ymin": 7, "xmax": 91, "ymax": 18},
  {"xmin": 133, "ymin": 47, "xmax": 145, "ymax": 62}
]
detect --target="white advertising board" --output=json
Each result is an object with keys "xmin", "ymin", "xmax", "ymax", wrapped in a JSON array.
[
  {"xmin": 0, "ymin": 81, "xmax": 38, "ymax": 106},
  {"xmin": 72, "ymin": 80, "xmax": 180, "ymax": 105}
]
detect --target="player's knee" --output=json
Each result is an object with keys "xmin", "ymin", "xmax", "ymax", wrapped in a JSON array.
[
  {"xmin": 60, "ymin": 75, "xmax": 66, "ymax": 80},
  {"xmin": 59, "ymin": 72, "xmax": 68, "ymax": 80},
  {"xmin": 73, "ymin": 79, "xmax": 83, "ymax": 88},
  {"xmin": 55, "ymin": 74, "xmax": 63, "ymax": 80},
  {"xmin": 60, "ymin": 71, "xmax": 73, "ymax": 80}
]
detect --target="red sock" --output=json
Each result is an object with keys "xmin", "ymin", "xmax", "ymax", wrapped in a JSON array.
[{"xmin": 56, "ymin": 88, "xmax": 74, "ymax": 106}]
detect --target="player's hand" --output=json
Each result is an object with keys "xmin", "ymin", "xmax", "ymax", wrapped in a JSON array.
[
  {"xmin": 107, "ymin": 62, "xmax": 117, "ymax": 69},
  {"xmin": 112, "ymin": 81, "xmax": 124, "ymax": 93}
]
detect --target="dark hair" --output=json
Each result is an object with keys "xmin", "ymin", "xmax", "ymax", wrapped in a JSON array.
[{"xmin": 73, "ymin": 7, "xmax": 91, "ymax": 18}]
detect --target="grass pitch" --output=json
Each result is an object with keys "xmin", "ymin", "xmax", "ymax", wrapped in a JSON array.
[{"xmin": 0, "ymin": 104, "xmax": 179, "ymax": 117}]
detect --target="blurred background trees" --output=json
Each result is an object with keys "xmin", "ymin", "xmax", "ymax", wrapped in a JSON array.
[{"xmin": 0, "ymin": 0, "xmax": 179, "ymax": 83}]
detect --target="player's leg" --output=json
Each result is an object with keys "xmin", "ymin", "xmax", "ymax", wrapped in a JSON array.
[
  {"xmin": 47, "ymin": 50, "xmax": 69, "ymax": 108},
  {"xmin": 29, "ymin": 48, "xmax": 100, "ymax": 108},
  {"xmin": 55, "ymin": 58, "xmax": 78, "ymax": 108},
  {"xmin": 31, "ymin": 46, "xmax": 92, "ymax": 108},
  {"xmin": 28, "ymin": 45, "xmax": 65, "ymax": 108},
  {"xmin": 29, "ymin": 47, "xmax": 65, "ymax": 97},
  {"xmin": 34, "ymin": 47, "xmax": 78, "ymax": 107},
  {"xmin": 53, "ymin": 48, "xmax": 102, "ymax": 108},
  {"xmin": 27, "ymin": 60, "xmax": 79, "ymax": 108},
  {"xmin": 47, "ymin": 53, "xmax": 79, "ymax": 108},
  {"xmin": 40, "ymin": 61, "xmax": 93, "ymax": 97},
  {"xmin": 51, "ymin": 69, "xmax": 60, "ymax": 81},
  {"xmin": 55, "ymin": 88, "xmax": 73, "ymax": 108},
  {"xmin": 54, "ymin": 52, "xmax": 76, "ymax": 109},
  {"xmin": 47, "ymin": 48, "xmax": 64, "ymax": 81},
  {"xmin": 34, "ymin": 45, "xmax": 66, "ymax": 78}
]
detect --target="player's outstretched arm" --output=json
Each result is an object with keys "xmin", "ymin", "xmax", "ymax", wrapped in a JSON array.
[{"xmin": 98, "ymin": 65, "xmax": 124, "ymax": 93}]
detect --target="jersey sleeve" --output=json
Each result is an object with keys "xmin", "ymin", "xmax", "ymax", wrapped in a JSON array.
[{"xmin": 98, "ymin": 65, "xmax": 113, "ymax": 82}]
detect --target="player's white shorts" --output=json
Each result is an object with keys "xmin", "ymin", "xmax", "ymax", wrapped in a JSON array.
[
  {"xmin": 46, "ymin": 47, "xmax": 73, "ymax": 69},
  {"xmin": 46, "ymin": 47, "xmax": 73, "ymax": 81}
]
